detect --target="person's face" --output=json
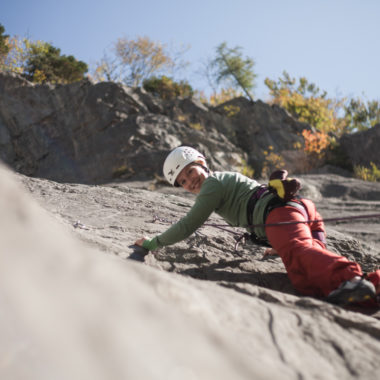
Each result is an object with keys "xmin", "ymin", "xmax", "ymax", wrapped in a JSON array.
[{"xmin": 176, "ymin": 162, "xmax": 209, "ymax": 194}]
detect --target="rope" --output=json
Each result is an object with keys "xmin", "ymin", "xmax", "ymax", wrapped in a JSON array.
[
  {"xmin": 208, "ymin": 213, "xmax": 380, "ymax": 229},
  {"xmin": 151, "ymin": 212, "xmax": 380, "ymax": 231},
  {"xmin": 151, "ymin": 212, "xmax": 380, "ymax": 251},
  {"xmin": 151, "ymin": 215, "xmax": 242, "ymax": 236}
]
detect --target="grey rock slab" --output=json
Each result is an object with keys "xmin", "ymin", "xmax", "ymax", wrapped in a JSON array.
[{"xmin": 6, "ymin": 166, "xmax": 380, "ymax": 379}]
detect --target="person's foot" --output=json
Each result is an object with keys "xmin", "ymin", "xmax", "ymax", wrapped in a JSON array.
[{"xmin": 326, "ymin": 277, "xmax": 376, "ymax": 306}]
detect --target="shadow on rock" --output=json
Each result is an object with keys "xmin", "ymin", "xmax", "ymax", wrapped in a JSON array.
[
  {"xmin": 178, "ymin": 262, "xmax": 296, "ymax": 296},
  {"xmin": 128, "ymin": 245, "xmax": 149, "ymax": 262}
]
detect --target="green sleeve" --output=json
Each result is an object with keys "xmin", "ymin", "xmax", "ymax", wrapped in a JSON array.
[
  {"xmin": 142, "ymin": 237, "xmax": 159, "ymax": 251},
  {"xmin": 144, "ymin": 178, "xmax": 223, "ymax": 250}
]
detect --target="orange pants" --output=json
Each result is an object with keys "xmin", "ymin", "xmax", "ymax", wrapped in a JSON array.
[{"xmin": 265, "ymin": 199, "xmax": 380, "ymax": 297}]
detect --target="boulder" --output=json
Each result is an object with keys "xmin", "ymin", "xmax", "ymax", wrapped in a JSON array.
[
  {"xmin": 213, "ymin": 98, "xmax": 311, "ymax": 175},
  {"xmin": 340, "ymin": 123, "xmax": 380, "ymax": 169}
]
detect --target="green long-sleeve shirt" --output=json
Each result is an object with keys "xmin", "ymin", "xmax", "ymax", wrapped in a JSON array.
[{"xmin": 142, "ymin": 171, "xmax": 261, "ymax": 251}]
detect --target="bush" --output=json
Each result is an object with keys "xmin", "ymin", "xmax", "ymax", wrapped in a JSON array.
[
  {"xmin": 143, "ymin": 75, "xmax": 193, "ymax": 100},
  {"xmin": 344, "ymin": 98, "xmax": 380, "ymax": 132},
  {"xmin": 239, "ymin": 159, "xmax": 255, "ymax": 178},
  {"xmin": 265, "ymin": 71, "xmax": 346, "ymax": 135},
  {"xmin": 261, "ymin": 146, "xmax": 285, "ymax": 178},
  {"xmin": 354, "ymin": 162, "xmax": 380, "ymax": 182},
  {"xmin": 207, "ymin": 88, "xmax": 242, "ymax": 106},
  {"xmin": 24, "ymin": 42, "xmax": 88, "ymax": 84},
  {"xmin": 1, "ymin": 35, "xmax": 88, "ymax": 84}
]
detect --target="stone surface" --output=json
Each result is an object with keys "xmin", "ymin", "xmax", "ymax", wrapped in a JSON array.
[
  {"xmin": 340, "ymin": 123, "xmax": 380, "ymax": 169},
  {"xmin": 214, "ymin": 98, "xmax": 310, "ymax": 175},
  {"xmin": 0, "ymin": 163, "xmax": 270, "ymax": 380},
  {"xmin": 3, "ymin": 162, "xmax": 379, "ymax": 379},
  {"xmin": 0, "ymin": 73, "xmax": 314, "ymax": 183},
  {"xmin": 2, "ymin": 73, "xmax": 378, "ymax": 185}
]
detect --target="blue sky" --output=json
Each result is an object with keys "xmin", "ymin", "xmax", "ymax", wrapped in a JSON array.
[{"xmin": 1, "ymin": 0, "xmax": 379, "ymax": 101}]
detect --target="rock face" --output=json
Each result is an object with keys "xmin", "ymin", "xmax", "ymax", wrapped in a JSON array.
[
  {"xmin": 0, "ymin": 73, "xmax": 311, "ymax": 183},
  {"xmin": 1, "ymin": 163, "xmax": 268, "ymax": 380},
  {"xmin": 340, "ymin": 123, "xmax": 380, "ymax": 169},
  {"xmin": 4, "ymin": 161, "xmax": 380, "ymax": 379},
  {"xmin": 2, "ymin": 71, "xmax": 380, "ymax": 380},
  {"xmin": 1, "ymin": 73, "xmax": 378, "ymax": 184},
  {"xmin": 214, "ymin": 98, "xmax": 309, "ymax": 175}
]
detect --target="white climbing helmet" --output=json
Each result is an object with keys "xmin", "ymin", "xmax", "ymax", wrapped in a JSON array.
[{"xmin": 163, "ymin": 146, "xmax": 206, "ymax": 186}]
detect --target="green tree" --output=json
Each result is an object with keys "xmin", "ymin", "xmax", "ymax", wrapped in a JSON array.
[
  {"xmin": 210, "ymin": 42, "xmax": 256, "ymax": 102},
  {"xmin": 343, "ymin": 98, "xmax": 380, "ymax": 132},
  {"xmin": 1, "ymin": 37, "xmax": 44, "ymax": 75},
  {"xmin": 1, "ymin": 35, "xmax": 87, "ymax": 84},
  {"xmin": 265, "ymin": 70, "xmax": 328, "ymax": 99},
  {"xmin": 93, "ymin": 36, "xmax": 188, "ymax": 87},
  {"xmin": 0, "ymin": 24, "xmax": 10, "ymax": 67},
  {"xmin": 23, "ymin": 42, "xmax": 88, "ymax": 83}
]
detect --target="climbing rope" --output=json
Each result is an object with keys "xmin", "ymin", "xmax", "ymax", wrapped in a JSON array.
[
  {"xmin": 207, "ymin": 213, "xmax": 380, "ymax": 229},
  {"xmin": 151, "ymin": 212, "xmax": 380, "ymax": 232},
  {"xmin": 151, "ymin": 212, "xmax": 380, "ymax": 251}
]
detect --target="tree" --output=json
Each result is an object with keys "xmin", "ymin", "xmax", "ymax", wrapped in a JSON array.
[
  {"xmin": 1, "ymin": 37, "xmax": 44, "ymax": 75},
  {"xmin": 0, "ymin": 24, "xmax": 10, "ymax": 67},
  {"xmin": 265, "ymin": 71, "xmax": 380, "ymax": 135},
  {"xmin": 93, "ymin": 36, "xmax": 188, "ymax": 87},
  {"xmin": 1, "ymin": 35, "xmax": 88, "ymax": 84},
  {"xmin": 265, "ymin": 70, "xmax": 328, "ymax": 99},
  {"xmin": 343, "ymin": 98, "xmax": 380, "ymax": 132},
  {"xmin": 23, "ymin": 42, "xmax": 88, "ymax": 83},
  {"xmin": 209, "ymin": 42, "xmax": 256, "ymax": 102}
]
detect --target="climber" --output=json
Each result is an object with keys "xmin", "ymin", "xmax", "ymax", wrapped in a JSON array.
[{"xmin": 135, "ymin": 146, "xmax": 380, "ymax": 306}]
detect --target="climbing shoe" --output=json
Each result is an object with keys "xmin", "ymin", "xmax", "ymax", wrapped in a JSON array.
[{"xmin": 326, "ymin": 278, "xmax": 376, "ymax": 306}]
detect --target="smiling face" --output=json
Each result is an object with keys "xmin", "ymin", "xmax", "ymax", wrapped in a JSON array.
[{"xmin": 176, "ymin": 161, "xmax": 209, "ymax": 194}]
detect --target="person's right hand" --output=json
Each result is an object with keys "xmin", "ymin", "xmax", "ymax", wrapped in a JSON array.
[{"xmin": 134, "ymin": 237, "xmax": 148, "ymax": 247}]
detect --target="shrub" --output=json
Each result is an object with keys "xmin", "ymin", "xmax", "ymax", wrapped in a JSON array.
[
  {"xmin": 240, "ymin": 159, "xmax": 255, "ymax": 178},
  {"xmin": 188, "ymin": 122, "xmax": 203, "ymax": 131},
  {"xmin": 262, "ymin": 146, "xmax": 285, "ymax": 178},
  {"xmin": 343, "ymin": 98, "xmax": 380, "ymax": 132},
  {"xmin": 223, "ymin": 104, "xmax": 240, "ymax": 117},
  {"xmin": 1, "ymin": 36, "xmax": 87, "ymax": 84},
  {"xmin": 265, "ymin": 71, "xmax": 345, "ymax": 135},
  {"xmin": 207, "ymin": 88, "xmax": 241, "ymax": 106},
  {"xmin": 300, "ymin": 129, "xmax": 331, "ymax": 170},
  {"xmin": 24, "ymin": 42, "xmax": 88, "ymax": 83},
  {"xmin": 143, "ymin": 75, "xmax": 193, "ymax": 100},
  {"xmin": 354, "ymin": 162, "xmax": 380, "ymax": 182}
]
